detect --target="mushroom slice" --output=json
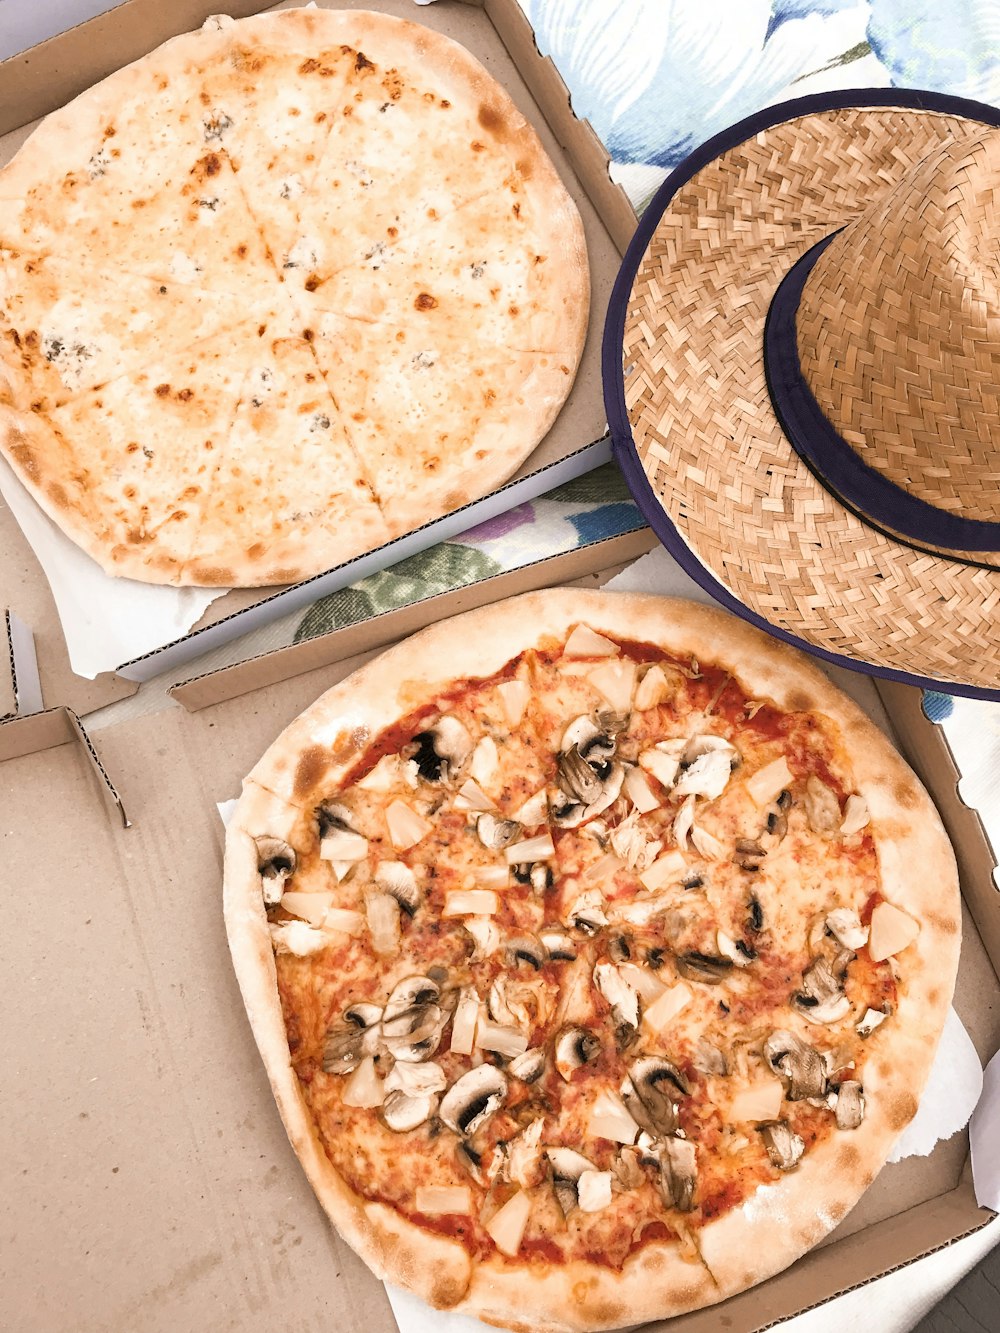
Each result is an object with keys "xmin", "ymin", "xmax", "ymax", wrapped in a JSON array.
[
  {"xmin": 803, "ymin": 776, "xmax": 841, "ymax": 836},
  {"xmin": 504, "ymin": 934, "xmax": 547, "ymax": 971},
  {"xmin": 612, "ymin": 1145, "xmax": 645, "ymax": 1190},
  {"xmin": 384, "ymin": 975, "xmax": 441, "ymax": 1022},
  {"xmin": 439, "ymin": 1065, "xmax": 508, "ymax": 1136},
  {"xmin": 693, "ymin": 1038, "xmax": 728, "ymax": 1077},
  {"xmin": 623, "ymin": 1057, "xmax": 690, "ymax": 1136},
  {"xmin": 763, "ymin": 1030, "xmax": 827, "ymax": 1100},
  {"xmin": 545, "ymin": 1147, "xmax": 596, "ymax": 1216},
  {"xmin": 567, "ymin": 889, "xmax": 608, "ymax": 935},
  {"xmin": 322, "ymin": 1025, "xmax": 366, "ymax": 1076},
  {"xmin": 478, "ymin": 813, "xmax": 522, "ymax": 851},
  {"xmin": 594, "ymin": 962, "xmax": 639, "ymax": 1030},
  {"xmin": 381, "ymin": 1001, "xmax": 445, "ymax": 1064},
  {"xmin": 555, "ymin": 1026, "xmax": 601, "ymax": 1081},
  {"xmin": 411, "ymin": 715, "xmax": 474, "ymax": 783},
  {"xmin": 255, "ymin": 836, "xmax": 296, "ymax": 906},
  {"xmin": 834, "ymin": 1080, "xmax": 865, "ymax": 1130},
  {"xmin": 539, "ymin": 928, "xmax": 577, "ymax": 961},
  {"xmin": 826, "ymin": 907, "xmax": 869, "ymax": 951},
  {"xmin": 659, "ymin": 1137, "xmax": 697, "ymax": 1212},
  {"xmin": 857, "ymin": 1007, "xmax": 888, "ymax": 1038},
  {"xmin": 373, "ymin": 861, "xmax": 420, "ymax": 916},
  {"xmin": 344, "ymin": 1002, "xmax": 383, "ymax": 1032},
  {"xmin": 675, "ymin": 952, "xmax": 734, "ymax": 986},
  {"xmin": 559, "ymin": 746, "xmax": 609, "ymax": 804},
  {"xmin": 717, "ymin": 930, "xmax": 756, "ymax": 968},
  {"xmin": 381, "ymin": 1089, "xmax": 437, "ymax": 1132},
  {"xmin": 733, "ymin": 838, "xmax": 766, "ymax": 872},
  {"xmin": 560, "ymin": 713, "xmax": 617, "ymax": 760},
  {"xmin": 759, "ymin": 1120, "xmax": 805, "ymax": 1170},
  {"xmin": 316, "ymin": 803, "xmax": 368, "ymax": 863},
  {"xmin": 384, "ymin": 1061, "xmax": 447, "ymax": 1097},
  {"xmin": 509, "ymin": 1048, "xmax": 546, "ymax": 1084},
  {"xmin": 794, "ymin": 956, "xmax": 851, "ymax": 1024}
]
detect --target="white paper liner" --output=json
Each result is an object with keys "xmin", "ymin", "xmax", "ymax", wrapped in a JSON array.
[{"xmin": 0, "ymin": 456, "xmax": 226, "ymax": 679}]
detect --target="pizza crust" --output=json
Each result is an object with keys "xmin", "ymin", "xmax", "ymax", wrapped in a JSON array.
[
  {"xmin": 0, "ymin": 9, "xmax": 589, "ymax": 587},
  {"xmin": 225, "ymin": 590, "xmax": 960, "ymax": 1330}
]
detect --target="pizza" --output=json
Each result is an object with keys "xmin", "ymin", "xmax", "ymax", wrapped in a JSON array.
[
  {"xmin": 223, "ymin": 589, "xmax": 959, "ymax": 1331},
  {"xmin": 0, "ymin": 8, "xmax": 588, "ymax": 587}
]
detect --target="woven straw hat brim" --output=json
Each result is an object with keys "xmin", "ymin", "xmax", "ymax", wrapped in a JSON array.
[{"xmin": 604, "ymin": 90, "xmax": 1000, "ymax": 700}]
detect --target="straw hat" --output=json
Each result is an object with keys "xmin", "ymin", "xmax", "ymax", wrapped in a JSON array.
[{"xmin": 604, "ymin": 91, "xmax": 1000, "ymax": 698}]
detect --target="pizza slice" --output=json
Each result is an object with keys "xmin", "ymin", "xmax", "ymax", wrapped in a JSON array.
[
  {"xmin": 292, "ymin": 177, "xmax": 588, "ymax": 355},
  {"xmin": 181, "ymin": 332, "xmax": 393, "ymax": 587},
  {"xmin": 0, "ymin": 247, "xmax": 281, "ymax": 412},
  {"xmin": 254, "ymin": 9, "xmax": 572, "ymax": 285},
  {"xmin": 302, "ymin": 312, "xmax": 576, "ymax": 531}
]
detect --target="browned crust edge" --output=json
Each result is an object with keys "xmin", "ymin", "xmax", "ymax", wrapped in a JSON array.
[{"xmin": 224, "ymin": 589, "xmax": 960, "ymax": 1330}]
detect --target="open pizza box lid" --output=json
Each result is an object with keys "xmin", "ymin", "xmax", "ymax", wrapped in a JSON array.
[
  {"xmin": 4, "ymin": 535, "xmax": 999, "ymax": 1333},
  {"xmin": 0, "ymin": 0, "xmax": 637, "ymax": 689}
]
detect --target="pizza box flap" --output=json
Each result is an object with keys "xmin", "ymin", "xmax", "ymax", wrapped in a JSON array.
[
  {"xmin": 0, "ymin": 499, "xmax": 136, "ymax": 715},
  {"xmin": 0, "ymin": 0, "xmax": 634, "ymax": 682},
  {"xmin": 2, "ymin": 637, "xmax": 997, "ymax": 1333}
]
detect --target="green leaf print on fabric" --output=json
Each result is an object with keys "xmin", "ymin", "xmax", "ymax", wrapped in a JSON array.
[
  {"xmin": 546, "ymin": 461, "xmax": 632, "ymax": 506},
  {"xmin": 294, "ymin": 543, "xmax": 504, "ymax": 642}
]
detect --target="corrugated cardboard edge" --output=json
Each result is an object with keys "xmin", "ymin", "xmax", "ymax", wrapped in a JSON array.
[
  {"xmin": 169, "ymin": 527, "xmax": 657, "ymax": 710},
  {"xmin": 117, "ymin": 436, "xmax": 615, "ymax": 681},
  {"xmin": 0, "ymin": 704, "xmax": 128, "ymax": 825},
  {"xmin": 876, "ymin": 679, "xmax": 1000, "ymax": 980}
]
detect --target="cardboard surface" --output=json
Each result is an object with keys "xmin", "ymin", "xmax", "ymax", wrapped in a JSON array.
[
  {"xmin": 3, "ymin": 635, "xmax": 998, "ymax": 1333},
  {"xmin": 0, "ymin": 0, "xmax": 629, "ymax": 681}
]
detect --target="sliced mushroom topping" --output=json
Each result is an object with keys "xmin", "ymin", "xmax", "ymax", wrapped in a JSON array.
[
  {"xmin": 503, "ymin": 934, "xmax": 547, "ymax": 970},
  {"xmin": 477, "ymin": 813, "xmax": 522, "ymax": 851},
  {"xmin": 857, "ymin": 1007, "xmax": 888, "ymax": 1038},
  {"xmin": 539, "ymin": 927, "xmax": 577, "ymax": 961},
  {"xmin": 559, "ymin": 746, "xmax": 609, "ymax": 804},
  {"xmin": 384, "ymin": 975, "xmax": 441, "ymax": 1022},
  {"xmin": 794, "ymin": 956, "xmax": 851, "ymax": 1024},
  {"xmin": 763, "ymin": 1030, "xmax": 827, "ymax": 1100},
  {"xmin": 612, "ymin": 1146, "xmax": 645, "ymax": 1190},
  {"xmin": 659, "ymin": 1136, "xmax": 697, "ymax": 1212},
  {"xmin": 594, "ymin": 962, "xmax": 639, "ymax": 1029},
  {"xmin": 693, "ymin": 1037, "xmax": 728, "ymax": 1077},
  {"xmin": 411, "ymin": 715, "xmax": 474, "ymax": 783},
  {"xmin": 567, "ymin": 888, "xmax": 608, "ymax": 935},
  {"xmin": 455, "ymin": 1141, "xmax": 484, "ymax": 1183},
  {"xmin": 733, "ymin": 838, "xmax": 766, "ymax": 872},
  {"xmin": 560, "ymin": 713, "xmax": 618, "ymax": 762},
  {"xmin": 381, "ymin": 1089, "xmax": 437, "ymax": 1132},
  {"xmin": 439, "ymin": 1065, "xmax": 508, "ymax": 1136},
  {"xmin": 717, "ymin": 930, "xmax": 755, "ymax": 968},
  {"xmin": 675, "ymin": 952, "xmax": 734, "ymax": 985},
  {"xmin": 344, "ymin": 1002, "xmax": 383, "ymax": 1031},
  {"xmin": 381, "ymin": 992, "xmax": 446, "ymax": 1063},
  {"xmin": 509, "ymin": 1048, "xmax": 546, "ymax": 1084},
  {"xmin": 747, "ymin": 894, "xmax": 764, "ymax": 933},
  {"xmin": 763, "ymin": 804, "xmax": 789, "ymax": 843},
  {"xmin": 803, "ymin": 775, "xmax": 841, "ymax": 836},
  {"xmin": 384, "ymin": 1060, "xmax": 447, "ymax": 1097},
  {"xmin": 552, "ymin": 765, "xmax": 625, "ymax": 828},
  {"xmin": 255, "ymin": 836, "xmax": 296, "ymax": 905},
  {"xmin": 545, "ymin": 1147, "xmax": 596, "ymax": 1216},
  {"xmin": 322, "ymin": 1026, "xmax": 367, "ymax": 1076},
  {"xmin": 834, "ymin": 1080, "xmax": 865, "ymax": 1130},
  {"xmin": 608, "ymin": 932, "xmax": 632, "ymax": 964},
  {"xmin": 759, "ymin": 1120, "xmax": 805, "ymax": 1170},
  {"xmin": 623, "ymin": 1056, "xmax": 691, "ymax": 1136},
  {"xmin": 555, "ymin": 1026, "xmax": 601, "ymax": 1081},
  {"xmin": 373, "ymin": 861, "xmax": 420, "ymax": 916},
  {"xmin": 826, "ymin": 907, "xmax": 869, "ymax": 951}
]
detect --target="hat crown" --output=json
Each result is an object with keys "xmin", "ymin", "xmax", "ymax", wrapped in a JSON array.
[{"xmin": 796, "ymin": 130, "xmax": 1000, "ymax": 522}]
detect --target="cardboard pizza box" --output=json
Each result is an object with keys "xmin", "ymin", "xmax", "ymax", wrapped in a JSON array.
[
  {"xmin": 2, "ymin": 538, "xmax": 998, "ymax": 1333},
  {"xmin": 0, "ymin": 0, "xmax": 637, "ymax": 685}
]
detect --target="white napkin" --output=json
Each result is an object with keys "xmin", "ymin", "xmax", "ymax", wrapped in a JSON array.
[
  {"xmin": 0, "ymin": 456, "xmax": 225, "ymax": 678},
  {"xmin": 970, "ymin": 1047, "xmax": 1000, "ymax": 1208}
]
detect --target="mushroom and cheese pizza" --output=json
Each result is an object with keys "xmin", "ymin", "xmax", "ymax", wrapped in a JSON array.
[{"xmin": 224, "ymin": 590, "xmax": 959, "ymax": 1331}]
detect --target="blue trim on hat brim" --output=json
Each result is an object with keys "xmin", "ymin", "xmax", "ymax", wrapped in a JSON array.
[
  {"xmin": 601, "ymin": 86, "xmax": 1000, "ymax": 702},
  {"xmin": 765, "ymin": 232, "xmax": 1000, "ymax": 554}
]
